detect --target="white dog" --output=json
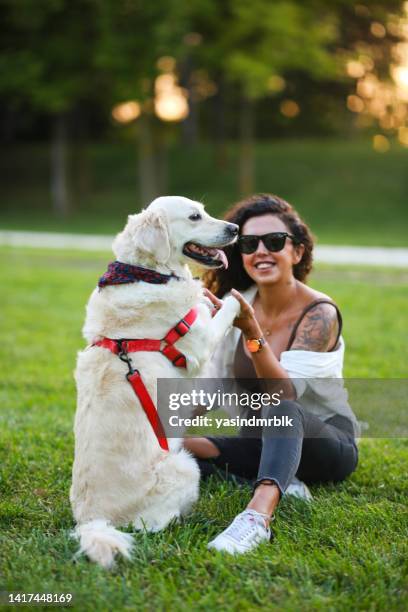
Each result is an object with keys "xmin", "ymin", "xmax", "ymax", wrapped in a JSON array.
[{"xmin": 70, "ymin": 196, "xmax": 240, "ymax": 568}]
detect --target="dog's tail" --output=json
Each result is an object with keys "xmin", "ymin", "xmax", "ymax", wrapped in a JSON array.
[{"xmin": 73, "ymin": 520, "xmax": 133, "ymax": 569}]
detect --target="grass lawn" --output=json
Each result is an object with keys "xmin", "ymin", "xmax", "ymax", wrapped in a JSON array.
[
  {"xmin": 1, "ymin": 247, "xmax": 407, "ymax": 611},
  {"xmin": 1, "ymin": 139, "xmax": 408, "ymax": 246}
]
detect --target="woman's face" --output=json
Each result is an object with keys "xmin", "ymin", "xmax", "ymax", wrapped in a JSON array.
[{"xmin": 240, "ymin": 214, "xmax": 304, "ymax": 286}]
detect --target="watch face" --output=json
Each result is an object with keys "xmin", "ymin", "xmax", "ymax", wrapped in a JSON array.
[{"xmin": 247, "ymin": 339, "xmax": 261, "ymax": 353}]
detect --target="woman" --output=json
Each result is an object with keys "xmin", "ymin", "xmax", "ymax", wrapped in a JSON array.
[{"xmin": 183, "ymin": 194, "xmax": 359, "ymax": 554}]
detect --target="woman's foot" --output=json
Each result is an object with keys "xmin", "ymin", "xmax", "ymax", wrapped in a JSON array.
[
  {"xmin": 207, "ymin": 509, "xmax": 272, "ymax": 554},
  {"xmin": 285, "ymin": 477, "xmax": 313, "ymax": 501}
]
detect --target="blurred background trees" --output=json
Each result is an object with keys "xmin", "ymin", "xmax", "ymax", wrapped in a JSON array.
[{"xmin": 0, "ymin": 0, "xmax": 407, "ymax": 221}]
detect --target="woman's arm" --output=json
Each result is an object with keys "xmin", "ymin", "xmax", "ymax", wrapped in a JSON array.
[
  {"xmin": 229, "ymin": 289, "xmax": 295, "ymax": 383},
  {"xmin": 290, "ymin": 303, "xmax": 339, "ymax": 352},
  {"xmin": 204, "ymin": 288, "xmax": 296, "ymax": 399},
  {"xmin": 203, "ymin": 289, "xmax": 340, "ymax": 399}
]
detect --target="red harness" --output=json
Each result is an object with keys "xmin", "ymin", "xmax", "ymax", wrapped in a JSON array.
[{"xmin": 93, "ymin": 307, "xmax": 198, "ymax": 452}]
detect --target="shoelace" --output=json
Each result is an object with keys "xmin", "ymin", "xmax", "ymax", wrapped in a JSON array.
[{"xmin": 223, "ymin": 511, "xmax": 269, "ymax": 543}]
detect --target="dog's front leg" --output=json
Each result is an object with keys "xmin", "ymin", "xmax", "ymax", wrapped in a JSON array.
[{"xmin": 208, "ymin": 295, "xmax": 241, "ymax": 346}]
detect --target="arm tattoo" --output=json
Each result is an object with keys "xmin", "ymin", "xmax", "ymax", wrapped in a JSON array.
[{"xmin": 291, "ymin": 303, "xmax": 339, "ymax": 352}]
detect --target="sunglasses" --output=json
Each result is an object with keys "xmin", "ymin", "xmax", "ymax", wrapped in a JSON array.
[{"xmin": 237, "ymin": 232, "xmax": 297, "ymax": 254}]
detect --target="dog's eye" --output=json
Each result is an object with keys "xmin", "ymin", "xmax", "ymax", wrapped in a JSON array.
[{"xmin": 189, "ymin": 213, "xmax": 202, "ymax": 221}]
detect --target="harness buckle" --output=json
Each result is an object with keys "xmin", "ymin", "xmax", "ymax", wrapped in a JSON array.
[
  {"xmin": 117, "ymin": 339, "xmax": 138, "ymax": 377},
  {"xmin": 172, "ymin": 354, "xmax": 186, "ymax": 367},
  {"xmin": 175, "ymin": 319, "xmax": 190, "ymax": 336}
]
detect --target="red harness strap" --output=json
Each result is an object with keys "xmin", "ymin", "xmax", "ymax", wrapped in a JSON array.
[
  {"xmin": 126, "ymin": 371, "xmax": 169, "ymax": 451},
  {"xmin": 93, "ymin": 307, "xmax": 198, "ymax": 452},
  {"xmin": 95, "ymin": 338, "xmax": 161, "ymax": 354}
]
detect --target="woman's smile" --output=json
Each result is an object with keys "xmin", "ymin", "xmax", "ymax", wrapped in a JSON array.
[
  {"xmin": 254, "ymin": 260, "xmax": 277, "ymax": 269},
  {"xmin": 253, "ymin": 260, "xmax": 277, "ymax": 273}
]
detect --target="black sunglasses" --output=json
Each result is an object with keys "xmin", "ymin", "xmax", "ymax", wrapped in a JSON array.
[{"xmin": 237, "ymin": 232, "xmax": 297, "ymax": 254}]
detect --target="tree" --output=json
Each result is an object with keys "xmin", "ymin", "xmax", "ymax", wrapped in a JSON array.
[
  {"xmin": 92, "ymin": 0, "xmax": 192, "ymax": 204},
  {"xmin": 1, "ymin": 0, "xmax": 404, "ymax": 212},
  {"xmin": 176, "ymin": 0, "xmax": 406, "ymax": 193},
  {"xmin": 0, "ymin": 0, "xmax": 100, "ymax": 217},
  {"xmin": 192, "ymin": 0, "xmax": 341, "ymax": 194}
]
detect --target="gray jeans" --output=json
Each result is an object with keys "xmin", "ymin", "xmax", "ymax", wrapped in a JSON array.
[{"xmin": 200, "ymin": 400, "xmax": 359, "ymax": 494}]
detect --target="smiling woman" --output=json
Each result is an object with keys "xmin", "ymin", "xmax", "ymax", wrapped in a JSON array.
[{"xmin": 184, "ymin": 193, "xmax": 360, "ymax": 555}]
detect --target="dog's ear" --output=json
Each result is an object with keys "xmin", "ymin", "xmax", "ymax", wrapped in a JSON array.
[{"xmin": 128, "ymin": 209, "xmax": 171, "ymax": 264}]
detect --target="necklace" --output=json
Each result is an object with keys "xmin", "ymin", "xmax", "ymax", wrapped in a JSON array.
[{"xmin": 256, "ymin": 280, "xmax": 299, "ymax": 338}]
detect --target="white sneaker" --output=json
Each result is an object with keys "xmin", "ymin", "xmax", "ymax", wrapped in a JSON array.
[
  {"xmin": 285, "ymin": 477, "xmax": 313, "ymax": 501},
  {"xmin": 207, "ymin": 510, "xmax": 272, "ymax": 555}
]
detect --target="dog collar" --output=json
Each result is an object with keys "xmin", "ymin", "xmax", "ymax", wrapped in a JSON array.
[{"xmin": 98, "ymin": 261, "xmax": 180, "ymax": 288}]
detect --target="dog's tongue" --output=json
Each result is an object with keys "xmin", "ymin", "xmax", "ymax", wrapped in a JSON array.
[{"xmin": 216, "ymin": 249, "xmax": 228, "ymax": 269}]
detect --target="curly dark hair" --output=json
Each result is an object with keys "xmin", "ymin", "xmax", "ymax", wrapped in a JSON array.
[{"xmin": 204, "ymin": 194, "xmax": 314, "ymax": 297}]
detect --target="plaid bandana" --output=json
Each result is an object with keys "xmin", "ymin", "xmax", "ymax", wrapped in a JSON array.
[{"xmin": 98, "ymin": 261, "xmax": 180, "ymax": 288}]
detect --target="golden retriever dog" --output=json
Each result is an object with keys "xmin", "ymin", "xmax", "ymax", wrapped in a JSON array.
[{"xmin": 70, "ymin": 196, "xmax": 240, "ymax": 568}]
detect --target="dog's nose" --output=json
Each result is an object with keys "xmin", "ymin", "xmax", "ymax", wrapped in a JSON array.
[{"xmin": 226, "ymin": 223, "xmax": 239, "ymax": 236}]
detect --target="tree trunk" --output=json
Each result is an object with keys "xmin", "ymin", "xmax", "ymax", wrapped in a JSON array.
[
  {"xmin": 214, "ymin": 75, "xmax": 228, "ymax": 170},
  {"xmin": 1, "ymin": 105, "xmax": 18, "ymax": 143},
  {"xmin": 182, "ymin": 93, "xmax": 198, "ymax": 147},
  {"xmin": 181, "ymin": 56, "xmax": 198, "ymax": 147},
  {"xmin": 156, "ymin": 133, "xmax": 168, "ymax": 197},
  {"xmin": 72, "ymin": 106, "xmax": 92, "ymax": 200},
  {"xmin": 50, "ymin": 113, "xmax": 70, "ymax": 218},
  {"xmin": 238, "ymin": 95, "xmax": 255, "ymax": 196},
  {"xmin": 138, "ymin": 114, "xmax": 159, "ymax": 205}
]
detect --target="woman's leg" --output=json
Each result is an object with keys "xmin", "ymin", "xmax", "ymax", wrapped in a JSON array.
[
  {"xmin": 183, "ymin": 437, "xmax": 220, "ymax": 459},
  {"xmin": 183, "ymin": 437, "xmax": 224, "ymax": 481},
  {"xmin": 246, "ymin": 400, "xmax": 305, "ymax": 520},
  {"xmin": 208, "ymin": 401, "xmax": 358, "ymax": 554},
  {"xmin": 183, "ymin": 436, "xmax": 262, "ymax": 483},
  {"xmin": 247, "ymin": 400, "xmax": 358, "ymax": 520}
]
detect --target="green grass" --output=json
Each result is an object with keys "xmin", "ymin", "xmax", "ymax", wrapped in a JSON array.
[
  {"xmin": 1, "ymin": 248, "xmax": 407, "ymax": 611},
  {"xmin": 1, "ymin": 139, "xmax": 408, "ymax": 246}
]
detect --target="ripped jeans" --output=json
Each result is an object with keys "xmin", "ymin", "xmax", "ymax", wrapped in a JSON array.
[{"xmin": 199, "ymin": 400, "xmax": 359, "ymax": 495}]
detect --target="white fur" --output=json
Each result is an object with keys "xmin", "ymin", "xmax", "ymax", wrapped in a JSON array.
[
  {"xmin": 73, "ymin": 520, "xmax": 133, "ymax": 569},
  {"xmin": 70, "ymin": 196, "xmax": 240, "ymax": 568}
]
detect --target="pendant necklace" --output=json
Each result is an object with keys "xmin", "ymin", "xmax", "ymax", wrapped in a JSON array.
[{"xmin": 257, "ymin": 281, "xmax": 299, "ymax": 338}]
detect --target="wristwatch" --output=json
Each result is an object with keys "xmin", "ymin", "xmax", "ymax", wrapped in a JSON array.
[{"xmin": 246, "ymin": 337, "xmax": 266, "ymax": 353}]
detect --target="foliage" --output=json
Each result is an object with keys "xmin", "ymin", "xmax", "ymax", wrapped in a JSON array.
[
  {"xmin": 0, "ymin": 0, "xmax": 405, "ymax": 130},
  {"xmin": 0, "ymin": 0, "xmax": 99, "ymax": 113},
  {"xmin": 212, "ymin": 0, "xmax": 339, "ymax": 98},
  {"xmin": 91, "ymin": 0, "xmax": 189, "ymax": 104}
]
